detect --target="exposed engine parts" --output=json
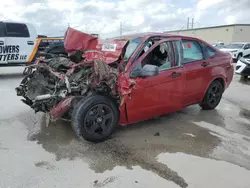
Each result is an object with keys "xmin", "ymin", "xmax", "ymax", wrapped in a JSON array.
[{"xmin": 16, "ymin": 56, "xmax": 119, "ymax": 117}]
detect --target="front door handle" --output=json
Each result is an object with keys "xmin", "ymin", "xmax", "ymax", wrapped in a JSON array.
[
  {"xmin": 27, "ymin": 41, "xmax": 34, "ymax": 45},
  {"xmin": 201, "ymin": 61, "xmax": 209, "ymax": 67},
  {"xmin": 0, "ymin": 40, "xmax": 4, "ymax": 45},
  {"xmin": 171, "ymin": 72, "xmax": 182, "ymax": 78}
]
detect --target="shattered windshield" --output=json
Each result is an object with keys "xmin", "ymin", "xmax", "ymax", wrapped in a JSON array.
[
  {"xmin": 225, "ymin": 43, "xmax": 244, "ymax": 49},
  {"xmin": 123, "ymin": 37, "xmax": 143, "ymax": 62}
]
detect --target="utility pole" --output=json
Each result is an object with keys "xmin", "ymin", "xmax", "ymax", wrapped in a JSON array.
[
  {"xmin": 191, "ymin": 18, "xmax": 194, "ymax": 29},
  {"xmin": 120, "ymin": 22, "xmax": 122, "ymax": 36},
  {"xmin": 187, "ymin": 17, "xmax": 189, "ymax": 29}
]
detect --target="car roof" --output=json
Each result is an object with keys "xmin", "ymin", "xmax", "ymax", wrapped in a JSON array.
[{"xmin": 110, "ymin": 32, "xmax": 198, "ymax": 41}]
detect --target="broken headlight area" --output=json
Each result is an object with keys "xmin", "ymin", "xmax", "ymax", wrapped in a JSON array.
[{"xmin": 16, "ymin": 56, "xmax": 119, "ymax": 120}]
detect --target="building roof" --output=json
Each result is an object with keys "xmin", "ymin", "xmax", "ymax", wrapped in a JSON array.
[
  {"xmin": 109, "ymin": 32, "xmax": 163, "ymax": 40},
  {"xmin": 165, "ymin": 24, "xmax": 250, "ymax": 33}
]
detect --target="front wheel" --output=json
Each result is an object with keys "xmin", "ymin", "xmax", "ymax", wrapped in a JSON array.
[
  {"xmin": 71, "ymin": 95, "xmax": 119, "ymax": 142},
  {"xmin": 199, "ymin": 81, "xmax": 223, "ymax": 110}
]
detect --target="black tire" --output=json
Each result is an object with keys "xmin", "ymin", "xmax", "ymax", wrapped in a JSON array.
[
  {"xmin": 237, "ymin": 53, "xmax": 243, "ymax": 61},
  {"xmin": 199, "ymin": 81, "xmax": 223, "ymax": 110},
  {"xmin": 71, "ymin": 95, "xmax": 119, "ymax": 142},
  {"xmin": 242, "ymin": 75, "xmax": 248, "ymax": 80}
]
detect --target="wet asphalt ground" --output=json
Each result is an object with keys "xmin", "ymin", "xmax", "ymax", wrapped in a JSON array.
[{"xmin": 1, "ymin": 67, "xmax": 250, "ymax": 188}]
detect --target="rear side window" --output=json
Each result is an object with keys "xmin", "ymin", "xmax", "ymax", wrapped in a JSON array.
[
  {"xmin": 5, "ymin": 23, "xmax": 30, "ymax": 38},
  {"xmin": 205, "ymin": 45, "xmax": 216, "ymax": 58},
  {"xmin": 38, "ymin": 39, "xmax": 64, "ymax": 51},
  {"xmin": 182, "ymin": 40, "xmax": 204, "ymax": 63}
]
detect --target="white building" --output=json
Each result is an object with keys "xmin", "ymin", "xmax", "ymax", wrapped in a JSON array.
[{"xmin": 165, "ymin": 24, "xmax": 250, "ymax": 44}]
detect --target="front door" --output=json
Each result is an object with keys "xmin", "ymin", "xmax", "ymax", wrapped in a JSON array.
[
  {"xmin": 120, "ymin": 38, "xmax": 185, "ymax": 124},
  {"xmin": 5, "ymin": 22, "xmax": 35, "ymax": 64}
]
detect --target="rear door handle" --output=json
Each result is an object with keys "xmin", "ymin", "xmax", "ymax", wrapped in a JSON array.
[
  {"xmin": 201, "ymin": 61, "xmax": 209, "ymax": 67},
  {"xmin": 27, "ymin": 41, "xmax": 34, "ymax": 45},
  {"xmin": 171, "ymin": 72, "xmax": 182, "ymax": 78},
  {"xmin": 0, "ymin": 40, "xmax": 4, "ymax": 45}
]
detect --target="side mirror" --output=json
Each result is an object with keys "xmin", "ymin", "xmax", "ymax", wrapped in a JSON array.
[{"xmin": 130, "ymin": 64, "xmax": 159, "ymax": 78}]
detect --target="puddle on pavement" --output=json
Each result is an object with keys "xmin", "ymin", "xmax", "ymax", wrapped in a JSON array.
[{"xmin": 15, "ymin": 99, "xmax": 250, "ymax": 188}]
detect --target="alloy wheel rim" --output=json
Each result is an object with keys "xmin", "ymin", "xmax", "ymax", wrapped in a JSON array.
[
  {"xmin": 84, "ymin": 104, "xmax": 114, "ymax": 136},
  {"xmin": 208, "ymin": 85, "xmax": 221, "ymax": 106}
]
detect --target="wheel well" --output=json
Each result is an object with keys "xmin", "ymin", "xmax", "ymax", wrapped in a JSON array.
[{"xmin": 214, "ymin": 78, "xmax": 225, "ymax": 90}]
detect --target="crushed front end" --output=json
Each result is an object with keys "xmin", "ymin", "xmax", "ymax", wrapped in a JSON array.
[{"xmin": 16, "ymin": 27, "xmax": 128, "ymax": 120}]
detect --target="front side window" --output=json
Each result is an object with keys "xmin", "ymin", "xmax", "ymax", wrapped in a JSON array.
[
  {"xmin": 182, "ymin": 40, "xmax": 204, "ymax": 63},
  {"xmin": 123, "ymin": 37, "xmax": 143, "ymax": 62},
  {"xmin": 244, "ymin": 44, "xmax": 250, "ymax": 50},
  {"xmin": 142, "ymin": 41, "xmax": 174, "ymax": 71},
  {"xmin": 5, "ymin": 23, "xmax": 30, "ymax": 38}
]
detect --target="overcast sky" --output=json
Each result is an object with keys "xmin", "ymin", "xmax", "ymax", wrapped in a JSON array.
[{"xmin": 1, "ymin": 0, "xmax": 250, "ymax": 38}]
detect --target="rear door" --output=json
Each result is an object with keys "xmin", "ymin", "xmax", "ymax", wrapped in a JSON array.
[
  {"xmin": 182, "ymin": 39, "xmax": 211, "ymax": 106},
  {"xmin": 5, "ymin": 22, "xmax": 35, "ymax": 64},
  {"xmin": 0, "ymin": 22, "xmax": 7, "ymax": 64}
]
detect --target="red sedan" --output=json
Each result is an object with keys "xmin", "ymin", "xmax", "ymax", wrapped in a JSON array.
[{"xmin": 16, "ymin": 29, "xmax": 234, "ymax": 142}]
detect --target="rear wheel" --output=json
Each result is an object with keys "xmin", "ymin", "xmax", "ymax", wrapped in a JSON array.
[
  {"xmin": 199, "ymin": 81, "xmax": 223, "ymax": 110},
  {"xmin": 71, "ymin": 95, "xmax": 119, "ymax": 142}
]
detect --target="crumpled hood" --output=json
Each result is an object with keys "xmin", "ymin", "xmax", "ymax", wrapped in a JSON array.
[{"xmin": 64, "ymin": 27, "xmax": 128, "ymax": 64}]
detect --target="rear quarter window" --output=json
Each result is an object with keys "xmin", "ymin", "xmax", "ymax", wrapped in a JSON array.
[
  {"xmin": 5, "ymin": 23, "xmax": 30, "ymax": 38},
  {"xmin": 202, "ymin": 43, "xmax": 217, "ymax": 58},
  {"xmin": 206, "ymin": 45, "xmax": 216, "ymax": 58},
  {"xmin": 206, "ymin": 46, "xmax": 216, "ymax": 58}
]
